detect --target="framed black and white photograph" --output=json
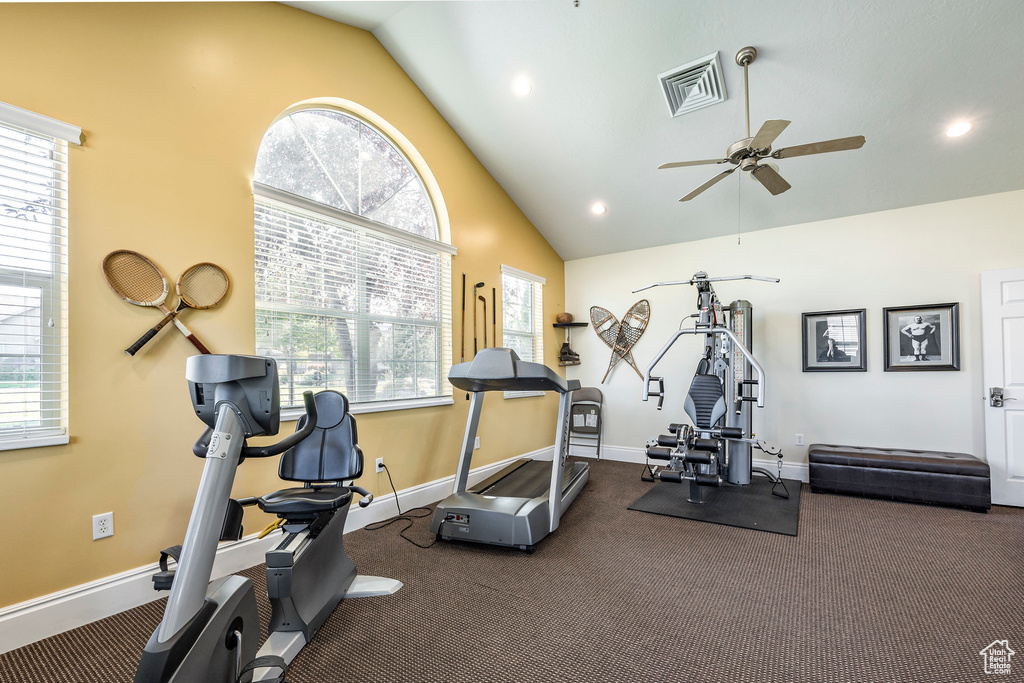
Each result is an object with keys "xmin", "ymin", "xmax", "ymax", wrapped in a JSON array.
[
  {"xmin": 802, "ymin": 309, "xmax": 867, "ymax": 372},
  {"xmin": 883, "ymin": 302, "xmax": 960, "ymax": 371}
]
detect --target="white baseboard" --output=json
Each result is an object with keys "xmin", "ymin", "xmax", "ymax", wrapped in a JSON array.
[
  {"xmin": 0, "ymin": 532, "xmax": 281, "ymax": 656},
  {"xmin": 570, "ymin": 443, "xmax": 810, "ymax": 483},
  {"xmin": 0, "ymin": 447, "xmax": 552, "ymax": 655}
]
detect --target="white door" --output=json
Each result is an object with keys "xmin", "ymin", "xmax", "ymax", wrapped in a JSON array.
[{"xmin": 982, "ymin": 266, "xmax": 1024, "ymax": 506}]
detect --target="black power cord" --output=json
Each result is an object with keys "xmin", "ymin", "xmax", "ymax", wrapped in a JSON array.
[{"xmin": 364, "ymin": 463, "xmax": 439, "ymax": 549}]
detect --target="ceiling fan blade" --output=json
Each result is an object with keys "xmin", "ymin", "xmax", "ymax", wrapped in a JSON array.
[
  {"xmin": 679, "ymin": 167, "xmax": 736, "ymax": 202},
  {"xmin": 658, "ymin": 159, "xmax": 729, "ymax": 169},
  {"xmin": 749, "ymin": 119, "xmax": 791, "ymax": 151},
  {"xmin": 751, "ymin": 164, "xmax": 792, "ymax": 196},
  {"xmin": 773, "ymin": 135, "xmax": 866, "ymax": 159}
]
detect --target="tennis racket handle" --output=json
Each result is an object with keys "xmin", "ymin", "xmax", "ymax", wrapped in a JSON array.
[
  {"xmin": 125, "ymin": 329, "xmax": 159, "ymax": 356},
  {"xmin": 185, "ymin": 333, "xmax": 211, "ymax": 355},
  {"xmin": 171, "ymin": 318, "xmax": 211, "ymax": 354},
  {"xmin": 125, "ymin": 310, "xmax": 178, "ymax": 356}
]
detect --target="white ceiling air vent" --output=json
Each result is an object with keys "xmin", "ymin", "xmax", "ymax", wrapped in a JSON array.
[{"xmin": 658, "ymin": 52, "xmax": 727, "ymax": 118}]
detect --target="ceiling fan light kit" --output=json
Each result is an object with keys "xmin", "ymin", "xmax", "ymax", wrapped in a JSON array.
[{"xmin": 660, "ymin": 46, "xmax": 866, "ymax": 202}]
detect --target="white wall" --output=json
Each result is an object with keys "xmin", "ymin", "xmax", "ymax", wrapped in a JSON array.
[{"xmin": 565, "ymin": 190, "xmax": 1024, "ymax": 464}]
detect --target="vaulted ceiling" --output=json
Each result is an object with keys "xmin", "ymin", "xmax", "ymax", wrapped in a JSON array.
[{"xmin": 286, "ymin": 0, "xmax": 1024, "ymax": 260}]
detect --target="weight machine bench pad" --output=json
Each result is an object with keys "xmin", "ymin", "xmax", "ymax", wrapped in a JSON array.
[{"xmin": 807, "ymin": 444, "xmax": 991, "ymax": 512}]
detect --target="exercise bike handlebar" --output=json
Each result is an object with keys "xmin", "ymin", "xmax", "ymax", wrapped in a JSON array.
[
  {"xmin": 642, "ymin": 326, "xmax": 766, "ymax": 408},
  {"xmin": 192, "ymin": 391, "xmax": 319, "ymax": 459},
  {"xmin": 243, "ymin": 390, "xmax": 318, "ymax": 458}
]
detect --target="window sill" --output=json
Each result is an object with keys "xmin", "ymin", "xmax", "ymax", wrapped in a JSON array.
[
  {"xmin": 280, "ymin": 395, "xmax": 454, "ymax": 421},
  {"xmin": 503, "ymin": 391, "xmax": 546, "ymax": 400},
  {"xmin": 0, "ymin": 434, "xmax": 70, "ymax": 452}
]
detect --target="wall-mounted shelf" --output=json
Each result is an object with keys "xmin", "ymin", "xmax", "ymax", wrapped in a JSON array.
[{"xmin": 553, "ymin": 322, "xmax": 588, "ymax": 366}]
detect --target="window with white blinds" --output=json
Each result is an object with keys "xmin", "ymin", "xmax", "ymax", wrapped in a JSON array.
[
  {"xmin": 253, "ymin": 107, "xmax": 454, "ymax": 414},
  {"xmin": 501, "ymin": 265, "xmax": 545, "ymax": 399},
  {"xmin": 0, "ymin": 102, "xmax": 76, "ymax": 450}
]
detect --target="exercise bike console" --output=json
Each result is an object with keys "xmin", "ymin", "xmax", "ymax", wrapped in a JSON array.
[
  {"xmin": 187, "ymin": 356, "xmax": 322, "ymax": 462},
  {"xmin": 187, "ymin": 354, "xmax": 281, "ymax": 436}
]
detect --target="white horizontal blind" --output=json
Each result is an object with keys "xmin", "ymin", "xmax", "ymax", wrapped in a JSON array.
[
  {"xmin": 255, "ymin": 194, "xmax": 452, "ymax": 410},
  {"xmin": 0, "ymin": 119, "xmax": 69, "ymax": 447},
  {"xmin": 501, "ymin": 267, "xmax": 544, "ymax": 398}
]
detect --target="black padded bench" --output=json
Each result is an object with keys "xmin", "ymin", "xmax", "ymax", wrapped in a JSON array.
[{"xmin": 808, "ymin": 444, "xmax": 991, "ymax": 512}]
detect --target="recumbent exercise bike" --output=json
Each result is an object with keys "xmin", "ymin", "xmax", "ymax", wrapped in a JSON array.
[{"xmin": 135, "ymin": 354, "xmax": 401, "ymax": 683}]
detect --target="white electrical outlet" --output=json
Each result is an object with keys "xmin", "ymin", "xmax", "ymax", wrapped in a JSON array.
[
  {"xmin": 92, "ymin": 512, "xmax": 114, "ymax": 540},
  {"xmin": 795, "ymin": 434, "xmax": 805, "ymax": 446},
  {"xmin": 375, "ymin": 457, "xmax": 385, "ymax": 473},
  {"xmin": 474, "ymin": 437, "xmax": 480, "ymax": 450}
]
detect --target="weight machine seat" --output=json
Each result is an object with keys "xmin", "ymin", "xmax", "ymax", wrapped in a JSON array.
[
  {"xmin": 258, "ymin": 390, "xmax": 362, "ymax": 516},
  {"xmin": 684, "ymin": 373, "xmax": 726, "ymax": 429}
]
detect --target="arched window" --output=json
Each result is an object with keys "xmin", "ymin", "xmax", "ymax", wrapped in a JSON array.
[{"xmin": 253, "ymin": 106, "xmax": 454, "ymax": 412}]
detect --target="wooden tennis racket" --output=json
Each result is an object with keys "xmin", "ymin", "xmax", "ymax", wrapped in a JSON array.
[
  {"xmin": 101, "ymin": 250, "xmax": 211, "ymax": 356},
  {"xmin": 124, "ymin": 262, "xmax": 229, "ymax": 357}
]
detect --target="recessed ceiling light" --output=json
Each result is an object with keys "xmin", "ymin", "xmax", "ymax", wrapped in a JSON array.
[
  {"xmin": 512, "ymin": 75, "xmax": 533, "ymax": 97},
  {"xmin": 946, "ymin": 121, "xmax": 973, "ymax": 137},
  {"xmin": 591, "ymin": 202, "xmax": 607, "ymax": 215}
]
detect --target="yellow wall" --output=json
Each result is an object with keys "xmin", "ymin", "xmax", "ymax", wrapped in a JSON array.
[{"xmin": 0, "ymin": 3, "xmax": 566, "ymax": 607}]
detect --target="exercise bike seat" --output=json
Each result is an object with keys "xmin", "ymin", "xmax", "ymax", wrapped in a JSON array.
[{"xmin": 258, "ymin": 390, "xmax": 363, "ymax": 517}]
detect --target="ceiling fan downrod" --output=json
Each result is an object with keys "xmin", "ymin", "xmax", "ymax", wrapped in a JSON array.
[{"xmin": 736, "ymin": 46, "xmax": 757, "ymax": 139}]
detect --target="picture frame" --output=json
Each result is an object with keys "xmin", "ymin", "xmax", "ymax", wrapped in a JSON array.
[
  {"xmin": 802, "ymin": 309, "xmax": 867, "ymax": 372},
  {"xmin": 882, "ymin": 302, "xmax": 960, "ymax": 371}
]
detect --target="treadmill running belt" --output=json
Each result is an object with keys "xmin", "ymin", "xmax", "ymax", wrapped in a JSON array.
[{"xmin": 479, "ymin": 460, "xmax": 583, "ymax": 500}]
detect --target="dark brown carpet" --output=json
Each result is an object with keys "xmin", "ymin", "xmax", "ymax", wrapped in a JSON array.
[{"xmin": 2, "ymin": 458, "xmax": 1022, "ymax": 682}]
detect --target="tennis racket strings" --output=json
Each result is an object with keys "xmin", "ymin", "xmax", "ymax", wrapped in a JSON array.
[{"xmin": 102, "ymin": 250, "xmax": 167, "ymax": 306}]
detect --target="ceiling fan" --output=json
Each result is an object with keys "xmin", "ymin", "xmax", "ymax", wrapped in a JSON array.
[{"xmin": 659, "ymin": 46, "xmax": 866, "ymax": 201}]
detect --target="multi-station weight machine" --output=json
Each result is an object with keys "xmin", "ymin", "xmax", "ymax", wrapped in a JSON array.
[{"xmin": 635, "ymin": 272, "xmax": 788, "ymax": 503}]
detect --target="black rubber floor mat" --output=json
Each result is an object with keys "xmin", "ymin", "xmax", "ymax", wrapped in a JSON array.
[{"xmin": 628, "ymin": 476, "xmax": 802, "ymax": 536}]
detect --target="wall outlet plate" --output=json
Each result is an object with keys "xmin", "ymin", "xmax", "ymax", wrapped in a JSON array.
[
  {"xmin": 474, "ymin": 437, "xmax": 480, "ymax": 449},
  {"xmin": 795, "ymin": 434, "xmax": 805, "ymax": 446},
  {"xmin": 92, "ymin": 512, "xmax": 114, "ymax": 540},
  {"xmin": 375, "ymin": 457, "xmax": 384, "ymax": 473}
]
